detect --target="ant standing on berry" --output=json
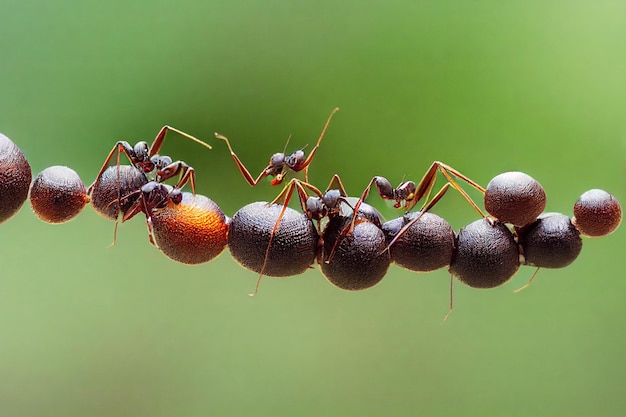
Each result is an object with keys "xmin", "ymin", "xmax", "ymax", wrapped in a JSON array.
[{"xmin": 88, "ymin": 126, "xmax": 213, "ymax": 244}]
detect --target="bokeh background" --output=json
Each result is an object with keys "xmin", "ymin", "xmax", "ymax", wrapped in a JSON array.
[{"xmin": 1, "ymin": 1, "xmax": 625, "ymax": 416}]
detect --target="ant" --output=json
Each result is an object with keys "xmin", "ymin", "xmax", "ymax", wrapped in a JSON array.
[
  {"xmin": 214, "ymin": 107, "xmax": 340, "ymax": 186},
  {"xmin": 228, "ymin": 174, "xmax": 351, "ymax": 295},
  {"xmin": 87, "ymin": 125, "xmax": 212, "ymax": 243},
  {"xmin": 112, "ymin": 179, "xmax": 229, "ymax": 264},
  {"xmin": 326, "ymin": 161, "xmax": 487, "ymax": 264}
]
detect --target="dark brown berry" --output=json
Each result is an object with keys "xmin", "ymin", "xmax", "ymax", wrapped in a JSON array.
[
  {"xmin": 484, "ymin": 171, "xmax": 546, "ymax": 226},
  {"xmin": 518, "ymin": 213, "xmax": 582, "ymax": 268},
  {"xmin": 228, "ymin": 202, "xmax": 319, "ymax": 277},
  {"xmin": 29, "ymin": 166, "xmax": 89, "ymax": 223},
  {"xmin": 0, "ymin": 132, "xmax": 32, "ymax": 223},
  {"xmin": 450, "ymin": 218, "xmax": 520, "ymax": 288},
  {"xmin": 382, "ymin": 212, "xmax": 455, "ymax": 272},
  {"xmin": 321, "ymin": 213, "xmax": 390, "ymax": 291},
  {"xmin": 572, "ymin": 189, "xmax": 621, "ymax": 237}
]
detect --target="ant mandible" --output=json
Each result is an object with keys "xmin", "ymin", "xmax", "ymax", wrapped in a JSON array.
[{"xmin": 214, "ymin": 108, "xmax": 340, "ymax": 186}]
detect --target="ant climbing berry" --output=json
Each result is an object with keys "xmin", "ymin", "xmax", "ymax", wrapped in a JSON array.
[
  {"xmin": 214, "ymin": 108, "xmax": 340, "ymax": 186},
  {"xmin": 381, "ymin": 212, "xmax": 455, "ymax": 273},
  {"xmin": 228, "ymin": 177, "xmax": 330, "ymax": 295},
  {"xmin": 0, "ymin": 132, "xmax": 32, "ymax": 224},
  {"xmin": 228, "ymin": 200, "xmax": 319, "ymax": 280},
  {"xmin": 320, "ymin": 199, "xmax": 390, "ymax": 291},
  {"xmin": 29, "ymin": 165, "xmax": 90, "ymax": 224},
  {"xmin": 342, "ymin": 162, "xmax": 485, "ymax": 262},
  {"xmin": 87, "ymin": 126, "xmax": 212, "ymax": 242},
  {"xmin": 90, "ymin": 165, "xmax": 148, "ymax": 220},
  {"xmin": 113, "ymin": 180, "xmax": 229, "ymax": 264}
]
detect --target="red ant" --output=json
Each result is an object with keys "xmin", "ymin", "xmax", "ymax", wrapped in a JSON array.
[{"xmin": 214, "ymin": 108, "xmax": 340, "ymax": 186}]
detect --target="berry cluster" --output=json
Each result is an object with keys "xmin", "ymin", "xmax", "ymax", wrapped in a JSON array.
[{"xmin": 1, "ymin": 110, "xmax": 621, "ymax": 306}]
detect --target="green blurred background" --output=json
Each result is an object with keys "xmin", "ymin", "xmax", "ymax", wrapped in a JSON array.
[{"xmin": 1, "ymin": 1, "xmax": 625, "ymax": 416}]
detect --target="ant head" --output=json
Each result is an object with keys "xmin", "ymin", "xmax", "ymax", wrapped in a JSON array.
[
  {"xmin": 150, "ymin": 155, "xmax": 172, "ymax": 171},
  {"xmin": 322, "ymin": 189, "xmax": 343, "ymax": 210},
  {"xmin": 285, "ymin": 149, "xmax": 305, "ymax": 170},
  {"xmin": 141, "ymin": 182, "xmax": 174, "ymax": 211},
  {"xmin": 306, "ymin": 196, "xmax": 325, "ymax": 221},
  {"xmin": 266, "ymin": 153, "xmax": 286, "ymax": 184},
  {"xmin": 133, "ymin": 141, "xmax": 151, "ymax": 166},
  {"xmin": 395, "ymin": 181, "xmax": 417, "ymax": 209}
]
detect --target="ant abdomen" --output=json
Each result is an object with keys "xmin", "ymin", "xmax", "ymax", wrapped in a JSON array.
[
  {"xmin": 518, "ymin": 213, "xmax": 582, "ymax": 268},
  {"xmin": 321, "ymin": 206, "xmax": 390, "ymax": 291},
  {"xmin": 29, "ymin": 166, "xmax": 89, "ymax": 224},
  {"xmin": 149, "ymin": 192, "xmax": 229, "ymax": 264},
  {"xmin": 0, "ymin": 132, "xmax": 32, "ymax": 224},
  {"xmin": 572, "ymin": 189, "xmax": 622, "ymax": 237},
  {"xmin": 484, "ymin": 171, "xmax": 546, "ymax": 227},
  {"xmin": 450, "ymin": 218, "xmax": 520, "ymax": 289},
  {"xmin": 89, "ymin": 165, "xmax": 148, "ymax": 220},
  {"xmin": 382, "ymin": 212, "xmax": 455, "ymax": 272},
  {"xmin": 228, "ymin": 201, "xmax": 319, "ymax": 277}
]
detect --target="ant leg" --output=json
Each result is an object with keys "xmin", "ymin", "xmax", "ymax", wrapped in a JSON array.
[
  {"xmin": 87, "ymin": 141, "xmax": 137, "ymax": 195},
  {"xmin": 145, "ymin": 216, "xmax": 158, "ymax": 248},
  {"xmin": 301, "ymin": 107, "xmax": 340, "ymax": 182},
  {"xmin": 514, "ymin": 267, "xmax": 541, "ymax": 293},
  {"xmin": 384, "ymin": 182, "xmax": 452, "ymax": 254},
  {"xmin": 149, "ymin": 125, "xmax": 211, "ymax": 157},
  {"xmin": 214, "ymin": 133, "xmax": 269, "ymax": 186},
  {"xmin": 411, "ymin": 161, "xmax": 486, "ymax": 217},
  {"xmin": 157, "ymin": 161, "xmax": 196, "ymax": 193},
  {"xmin": 251, "ymin": 181, "xmax": 300, "ymax": 297},
  {"xmin": 443, "ymin": 274, "xmax": 454, "ymax": 322},
  {"xmin": 324, "ymin": 173, "xmax": 349, "ymax": 197},
  {"xmin": 325, "ymin": 176, "xmax": 396, "ymax": 264}
]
